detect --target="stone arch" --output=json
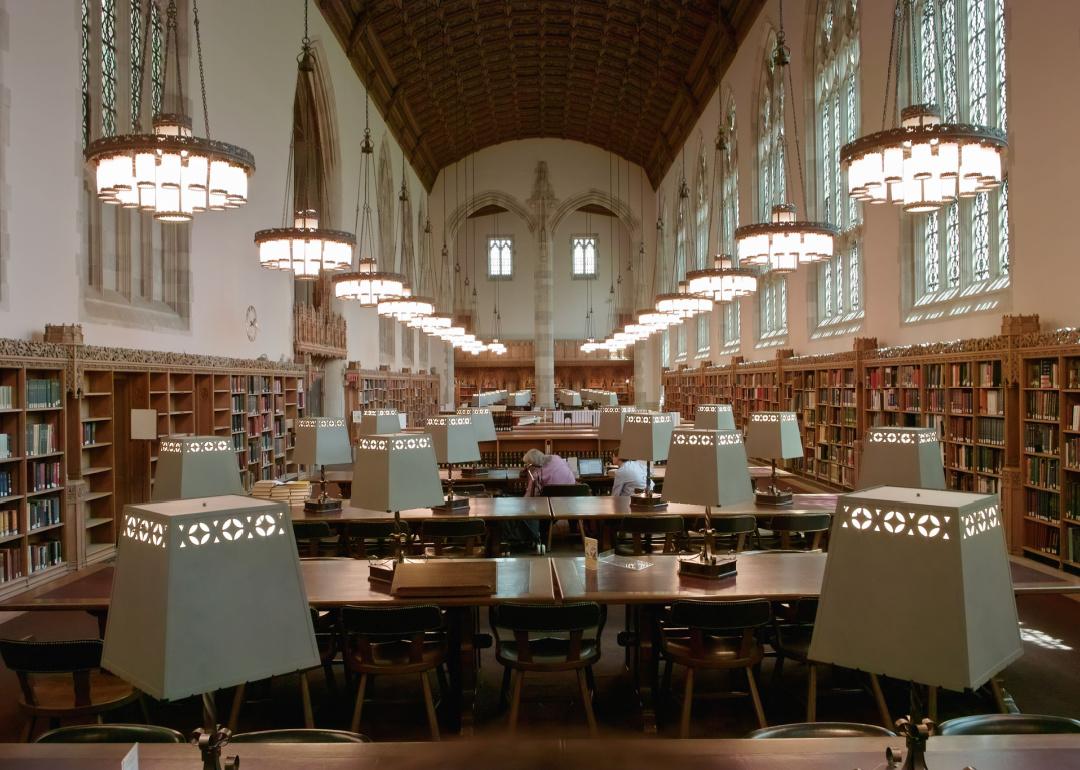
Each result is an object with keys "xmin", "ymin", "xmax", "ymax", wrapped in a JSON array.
[
  {"xmin": 550, "ymin": 190, "xmax": 639, "ymax": 242},
  {"xmin": 445, "ymin": 191, "xmax": 537, "ymax": 241}
]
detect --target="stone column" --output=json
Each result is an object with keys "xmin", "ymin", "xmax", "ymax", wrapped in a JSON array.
[
  {"xmin": 528, "ymin": 162, "xmax": 558, "ymax": 408},
  {"xmin": 444, "ymin": 340, "xmax": 456, "ymax": 408},
  {"xmin": 323, "ymin": 359, "xmax": 346, "ymax": 418}
]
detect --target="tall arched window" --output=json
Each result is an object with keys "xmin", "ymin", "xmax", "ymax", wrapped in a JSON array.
[
  {"xmin": 719, "ymin": 97, "xmax": 741, "ymax": 350},
  {"xmin": 694, "ymin": 144, "xmax": 711, "ymax": 355},
  {"xmin": 815, "ymin": 0, "xmax": 862, "ymax": 329},
  {"xmin": 910, "ymin": 0, "xmax": 1008, "ymax": 311},
  {"xmin": 757, "ymin": 31, "xmax": 788, "ymax": 342},
  {"xmin": 377, "ymin": 136, "xmax": 397, "ymax": 364}
]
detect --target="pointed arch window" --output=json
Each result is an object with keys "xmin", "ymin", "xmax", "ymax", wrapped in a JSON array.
[
  {"xmin": 756, "ymin": 32, "xmax": 788, "ymax": 343},
  {"xmin": 718, "ymin": 99, "xmax": 742, "ymax": 351}
]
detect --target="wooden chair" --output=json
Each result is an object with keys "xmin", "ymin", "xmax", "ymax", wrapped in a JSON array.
[
  {"xmin": 757, "ymin": 513, "xmax": 831, "ymax": 551},
  {"xmin": 708, "ymin": 514, "xmax": 759, "ymax": 553},
  {"xmin": 490, "ymin": 602, "xmax": 604, "ymax": 736},
  {"xmin": 614, "ymin": 515, "xmax": 686, "ymax": 555},
  {"xmin": 35, "ymin": 724, "xmax": 185, "ymax": 743},
  {"xmin": 230, "ymin": 728, "xmax": 370, "ymax": 743},
  {"xmin": 417, "ymin": 519, "xmax": 487, "ymax": 558},
  {"xmin": 292, "ymin": 521, "xmax": 339, "ymax": 557},
  {"xmin": 748, "ymin": 722, "xmax": 896, "ymax": 739},
  {"xmin": 771, "ymin": 597, "xmax": 891, "ymax": 727},
  {"xmin": 936, "ymin": 714, "xmax": 1080, "ymax": 735},
  {"xmin": 344, "ymin": 521, "xmax": 410, "ymax": 559},
  {"xmin": 659, "ymin": 599, "xmax": 771, "ymax": 737},
  {"xmin": 341, "ymin": 605, "xmax": 447, "ymax": 740},
  {"xmin": 0, "ymin": 639, "xmax": 141, "ymax": 742},
  {"xmin": 543, "ymin": 483, "xmax": 593, "ymax": 550}
]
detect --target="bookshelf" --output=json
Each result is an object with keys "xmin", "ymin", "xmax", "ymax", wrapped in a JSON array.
[{"xmin": 344, "ymin": 365, "xmax": 440, "ymax": 439}]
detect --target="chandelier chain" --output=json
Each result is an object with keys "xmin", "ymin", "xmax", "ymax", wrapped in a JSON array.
[
  {"xmin": 132, "ymin": 0, "xmax": 154, "ymax": 130},
  {"xmin": 881, "ymin": 0, "xmax": 902, "ymax": 131},
  {"xmin": 163, "ymin": 0, "xmax": 184, "ymax": 116},
  {"xmin": 777, "ymin": 0, "xmax": 807, "ymax": 217},
  {"xmin": 191, "ymin": 0, "xmax": 211, "ymax": 139}
]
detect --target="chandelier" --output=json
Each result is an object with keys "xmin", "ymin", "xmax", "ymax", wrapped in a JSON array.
[
  {"xmin": 86, "ymin": 0, "xmax": 253, "ymax": 222},
  {"xmin": 378, "ymin": 165, "xmax": 434, "ymax": 320},
  {"xmin": 842, "ymin": 0, "xmax": 1006, "ymax": 212},
  {"xmin": 655, "ymin": 281, "xmax": 713, "ymax": 320},
  {"xmin": 687, "ymin": 256, "xmax": 758, "ymax": 302},
  {"xmin": 255, "ymin": 2, "xmax": 352, "ymax": 277},
  {"xmin": 334, "ymin": 91, "xmax": 405, "ymax": 305},
  {"xmin": 735, "ymin": 9, "xmax": 837, "ymax": 273}
]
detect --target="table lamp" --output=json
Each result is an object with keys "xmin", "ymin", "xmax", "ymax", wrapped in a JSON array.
[
  {"xmin": 618, "ymin": 411, "xmax": 674, "ymax": 510},
  {"xmin": 103, "ymin": 495, "xmax": 320, "ymax": 769},
  {"xmin": 427, "ymin": 415, "xmax": 481, "ymax": 510},
  {"xmin": 743, "ymin": 412, "xmax": 802, "ymax": 505},
  {"xmin": 357, "ymin": 409, "xmax": 402, "ymax": 436},
  {"xmin": 456, "ymin": 407, "xmax": 496, "ymax": 478},
  {"xmin": 294, "ymin": 417, "xmax": 352, "ymax": 512},
  {"xmin": 809, "ymin": 486, "xmax": 1022, "ymax": 770},
  {"xmin": 598, "ymin": 405, "xmax": 636, "ymax": 441},
  {"xmin": 694, "ymin": 403, "xmax": 736, "ymax": 431},
  {"xmin": 663, "ymin": 428, "xmax": 754, "ymax": 579},
  {"xmin": 152, "ymin": 436, "xmax": 244, "ymax": 502},
  {"xmin": 351, "ymin": 433, "xmax": 443, "ymax": 572},
  {"xmin": 858, "ymin": 427, "xmax": 946, "ymax": 490}
]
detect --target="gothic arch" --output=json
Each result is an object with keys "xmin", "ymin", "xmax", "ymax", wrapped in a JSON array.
[
  {"xmin": 550, "ymin": 190, "xmax": 639, "ymax": 242},
  {"xmin": 446, "ymin": 191, "xmax": 537, "ymax": 241}
]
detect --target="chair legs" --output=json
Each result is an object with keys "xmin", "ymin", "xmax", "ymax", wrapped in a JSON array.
[
  {"xmin": 300, "ymin": 671, "xmax": 314, "ymax": 728},
  {"xmin": 806, "ymin": 663, "xmax": 817, "ymax": 722},
  {"xmin": 19, "ymin": 716, "xmax": 34, "ymax": 743},
  {"xmin": 576, "ymin": 669, "xmax": 598, "ymax": 736},
  {"xmin": 349, "ymin": 673, "xmax": 368, "ymax": 734},
  {"xmin": 499, "ymin": 666, "xmax": 512, "ymax": 708},
  {"xmin": 508, "ymin": 670, "xmax": 524, "ymax": 734},
  {"xmin": 747, "ymin": 667, "xmax": 767, "ymax": 729},
  {"xmin": 673, "ymin": 664, "xmax": 766, "ymax": 736},
  {"xmin": 227, "ymin": 683, "xmax": 245, "ymax": 733},
  {"xmin": 420, "ymin": 672, "xmax": 440, "ymax": 741},
  {"xmin": 679, "ymin": 668, "xmax": 695, "ymax": 738},
  {"xmin": 870, "ymin": 674, "xmax": 892, "ymax": 728}
]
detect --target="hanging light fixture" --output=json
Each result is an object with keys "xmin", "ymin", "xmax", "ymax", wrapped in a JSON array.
[
  {"xmin": 653, "ymin": 168, "xmax": 713, "ymax": 319},
  {"xmin": 86, "ymin": 0, "xmax": 254, "ymax": 221},
  {"xmin": 735, "ymin": 3, "xmax": 837, "ymax": 272},
  {"xmin": 378, "ymin": 158, "xmax": 435, "ymax": 320},
  {"xmin": 842, "ymin": 0, "xmax": 1006, "ymax": 212},
  {"xmin": 334, "ymin": 87, "xmax": 405, "ymax": 305},
  {"xmin": 255, "ymin": 0, "xmax": 353, "ymax": 277}
]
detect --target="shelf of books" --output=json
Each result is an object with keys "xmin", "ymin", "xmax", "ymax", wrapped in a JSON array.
[
  {"xmin": 784, "ymin": 354, "xmax": 859, "ymax": 488},
  {"xmin": 0, "ymin": 361, "xmax": 67, "ymax": 602},
  {"xmin": 345, "ymin": 364, "xmax": 441, "ymax": 439}
]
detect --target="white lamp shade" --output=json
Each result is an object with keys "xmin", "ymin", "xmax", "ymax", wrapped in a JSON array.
[
  {"xmin": 809, "ymin": 486, "xmax": 1022, "ymax": 692},
  {"xmin": 102, "ymin": 496, "xmax": 320, "ymax": 700},
  {"xmin": 350, "ymin": 432, "xmax": 444, "ymax": 511},
  {"xmin": 358, "ymin": 409, "xmax": 402, "ymax": 436},
  {"xmin": 427, "ymin": 415, "xmax": 481, "ymax": 464},
  {"xmin": 293, "ymin": 417, "xmax": 352, "ymax": 467},
  {"xmin": 509, "ymin": 390, "xmax": 532, "ymax": 407},
  {"xmin": 858, "ymin": 427, "xmax": 946, "ymax": 490},
  {"xmin": 471, "ymin": 390, "xmax": 507, "ymax": 407},
  {"xmin": 695, "ymin": 404, "xmax": 736, "ymax": 431},
  {"xmin": 456, "ymin": 408, "xmax": 497, "ymax": 442},
  {"xmin": 557, "ymin": 390, "xmax": 582, "ymax": 407},
  {"xmin": 598, "ymin": 406, "xmax": 636, "ymax": 441},
  {"xmin": 152, "ymin": 436, "xmax": 244, "ymax": 501},
  {"xmin": 582, "ymin": 389, "xmax": 618, "ymax": 406},
  {"xmin": 618, "ymin": 412, "xmax": 675, "ymax": 462},
  {"xmin": 662, "ymin": 428, "xmax": 754, "ymax": 507},
  {"xmin": 743, "ymin": 412, "xmax": 803, "ymax": 460}
]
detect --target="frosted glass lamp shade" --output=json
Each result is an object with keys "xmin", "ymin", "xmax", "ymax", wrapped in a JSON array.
[
  {"xmin": 293, "ymin": 417, "xmax": 352, "ymax": 467},
  {"xmin": 662, "ymin": 428, "xmax": 753, "ymax": 507},
  {"xmin": 427, "ymin": 415, "xmax": 481, "ymax": 464},
  {"xmin": 598, "ymin": 406, "xmax": 636, "ymax": 441},
  {"xmin": 358, "ymin": 409, "xmax": 402, "ymax": 436},
  {"xmin": 695, "ymin": 404, "xmax": 735, "ymax": 431},
  {"xmin": 618, "ymin": 412, "xmax": 675, "ymax": 463},
  {"xmin": 102, "ymin": 495, "xmax": 320, "ymax": 701},
  {"xmin": 743, "ymin": 412, "xmax": 803, "ymax": 460},
  {"xmin": 350, "ymin": 433, "xmax": 444, "ymax": 512},
  {"xmin": 557, "ymin": 390, "xmax": 582, "ymax": 407},
  {"xmin": 152, "ymin": 436, "xmax": 244, "ymax": 501},
  {"xmin": 858, "ymin": 427, "xmax": 946, "ymax": 490},
  {"xmin": 456, "ymin": 408, "xmax": 497, "ymax": 442},
  {"xmin": 809, "ymin": 486, "xmax": 1022, "ymax": 692}
]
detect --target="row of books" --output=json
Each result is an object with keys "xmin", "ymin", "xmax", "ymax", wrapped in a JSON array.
[
  {"xmin": 29, "ymin": 496, "xmax": 61, "ymax": 529},
  {"xmin": 949, "ymin": 470, "xmax": 1000, "ymax": 494},
  {"xmin": 977, "ymin": 417, "xmax": 1006, "ymax": 445},
  {"xmin": 29, "ymin": 460, "xmax": 61, "ymax": 492},
  {"xmin": 948, "ymin": 416, "xmax": 974, "ymax": 442},
  {"xmin": 1029, "ymin": 359, "xmax": 1059, "ymax": 389},
  {"xmin": 0, "ymin": 470, "xmax": 11, "ymax": 497},
  {"xmin": 974, "ymin": 446, "xmax": 1004, "ymax": 474},
  {"xmin": 1024, "ymin": 423, "xmax": 1059, "ymax": 454},
  {"xmin": 0, "ymin": 547, "xmax": 23, "ymax": 583},
  {"xmin": 81, "ymin": 422, "xmax": 99, "ymax": 446},
  {"xmin": 1065, "ymin": 483, "xmax": 1080, "ymax": 521},
  {"xmin": 0, "ymin": 385, "xmax": 13, "ymax": 409},
  {"xmin": 866, "ymin": 366, "xmax": 921, "ymax": 389},
  {"xmin": 946, "ymin": 443, "xmax": 974, "ymax": 471},
  {"xmin": 1069, "ymin": 404, "xmax": 1080, "ymax": 431},
  {"xmin": 1066, "ymin": 437, "xmax": 1080, "ymax": 470},
  {"xmin": 1066, "ymin": 528, "xmax": 1080, "ymax": 564},
  {"xmin": 25, "ymin": 422, "xmax": 57, "ymax": 456},
  {"xmin": 813, "ymin": 443, "xmax": 855, "ymax": 466},
  {"xmin": 0, "ymin": 433, "xmax": 10, "ymax": 459},
  {"xmin": 26, "ymin": 378, "xmax": 61, "ymax": 409},
  {"xmin": 0, "ymin": 508, "xmax": 16, "ymax": 536},
  {"xmin": 1026, "ymin": 489, "xmax": 1060, "ymax": 520},
  {"xmin": 28, "ymin": 540, "xmax": 62, "ymax": 573},
  {"xmin": 1026, "ymin": 391, "xmax": 1059, "ymax": 420},
  {"xmin": 1029, "ymin": 529, "xmax": 1059, "ymax": 556},
  {"xmin": 1025, "ymin": 457, "xmax": 1060, "ymax": 490}
]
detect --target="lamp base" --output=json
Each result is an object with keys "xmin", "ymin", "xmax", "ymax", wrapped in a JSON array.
[
  {"xmin": 754, "ymin": 488, "xmax": 793, "ymax": 506},
  {"xmin": 304, "ymin": 497, "xmax": 343, "ymax": 513},
  {"xmin": 432, "ymin": 494, "xmax": 471, "ymax": 512},
  {"xmin": 368, "ymin": 558, "xmax": 398, "ymax": 583},
  {"xmin": 678, "ymin": 552, "xmax": 737, "ymax": 580},
  {"xmin": 629, "ymin": 492, "xmax": 667, "ymax": 511}
]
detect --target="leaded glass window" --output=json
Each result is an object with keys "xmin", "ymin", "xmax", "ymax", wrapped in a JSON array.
[
  {"xmin": 100, "ymin": 0, "xmax": 117, "ymax": 137},
  {"xmin": 488, "ymin": 237, "xmax": 513, "ymax": 278},
  {"xmin": 719, "ymin": 99, "xmax": 741, "ymax": 349},
  {"xmin": 571, "ymin": 235, "xmax": 598, "ymax": 278},
  {"xmin": 756, "ymin": 33, "xmax": 788, "ymax": 341}
]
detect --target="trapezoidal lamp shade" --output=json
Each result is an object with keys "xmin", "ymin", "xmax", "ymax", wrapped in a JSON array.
[
  {"xmin": 618, "ymin": 412, "xmax": 675, "ymax": 510},
  {"xmin": 293, "ymin": 417, "xmax": 353, "ymax": 512},
  {"xmin": 694, "ymin": 403, "xmax": 736, "ymax": 431},
  {"xmin": 743, "ymin": 412, "xmax": 803, "ymax": 506},
  {"xmin": 598, "ymin": 405, "xmax": 637, "ymax": 441},
  {"xmin": 809, "ymin": 486, "xmax": 1022, "ymax": 768},
  {"xmin": 858, "ymin": 427, "xmax": 946, "ymax": 491},
  {"xmin": 357, "ymin": 409, "xmax": 403, "ymax": 437},
  {"xmin": 102, "ymin": 495, "xmax": 320, "ymax": 701},
  {"xmin": 663, "ymin": 428, "xmax": 754, "ymax": 579},
  {"xmin": 152, "ymin": 436, "xmax": 244, "ymax": 502},
  {"xmin": 427, "ymin": 415, "xmax": 480, "ymax": 510},
  {"xmin": 456, "ymin": 407, "xmax": 497, "ymax": 442}
]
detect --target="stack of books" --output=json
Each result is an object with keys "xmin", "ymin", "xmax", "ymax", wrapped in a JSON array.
[{"xmin": 251, "ymin": 479, "xmax": 311, "ymax": 506}]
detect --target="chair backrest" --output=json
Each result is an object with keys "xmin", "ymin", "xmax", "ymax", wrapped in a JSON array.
[
  {"xmin": 230, "ymin": 728, "xmax": 371, "ymax": 743},
  {"xmin": 341, "ymin": 605, "xmax": 444, "ymax": 668},
  {"xmin": 670, "ymin": 599, "xmax": 772, "ymax": 631},
  {"xmin": 711, "ymin": 514, "xmax": 758, "ymax": 535},
  {"xmin": 344, "ymin": 521, "xmax": 409, "ymax": 558},
  {"xmin": 418, "ymin": 518, "xmax": 487, "ymax": 557},
  {"xmin": 778, "ymin": 596, "xmax": 819, "ymax": 626},
  {"xmin": 292, "ymin": 521, "xmax": 335, "ymax": 557},
  {"xmin": 490, "ymin": 602, "xmax": 602, "ymax": 664},
  {"xmin": 36, "ymin": 724, "xmax": 186, "ymax": 744},
  {"xmin": 765, "ymin": 513, "xmax": 832, "ymax": 533},
  {"xmin": 748, "ymin": 722, "xmax": 896, "ymax": 739},
  {"xmin": 0, "ymin": 639, "xmax": 105, "ymax": 708},
  {"xmin": 616, "ymin": 516, "xmax": 685, "ymax": 555},
  {"xmin": 936, "ymin": 714, "xmax": 1080, "ymax": 736},
  {"xmin": 543, "ymin": 483, "xmax": 593, "ymax": 497}
]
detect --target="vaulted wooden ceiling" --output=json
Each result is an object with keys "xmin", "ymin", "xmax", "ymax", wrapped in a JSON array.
[{"xmin": 317, "ymin": 0, "xmax": 765, "ymax": 190}]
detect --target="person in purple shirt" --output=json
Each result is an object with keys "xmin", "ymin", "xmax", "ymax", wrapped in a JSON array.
[{"xmin": 522, "ymin": 448, "xmax": 577, "ymax": 496}]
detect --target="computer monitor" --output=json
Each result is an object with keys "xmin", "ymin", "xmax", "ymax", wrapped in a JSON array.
[{"xmin": 578, "ymin": 458, "xmax": 604, "ymax": 476}]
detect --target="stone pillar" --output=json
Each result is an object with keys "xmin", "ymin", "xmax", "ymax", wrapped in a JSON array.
[
  {"xmin": 323, "ymin": 359, "xmax": 346, "ymax": 418},
  {"xmin": 444, "ymin": 340, "xmax": 456, "ymax": 408},
  {"xmin": 528, "ymin": 162, "xmax": 558, "ymax": 408}
]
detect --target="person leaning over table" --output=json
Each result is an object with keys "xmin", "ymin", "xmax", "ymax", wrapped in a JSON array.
[
  {"xmin": 610, "ymin": 454, "xmax": 651, "ymax": 497},
  {"xmin": 515, "ymin": 448, "xmax": 578, "ymax": 546}
]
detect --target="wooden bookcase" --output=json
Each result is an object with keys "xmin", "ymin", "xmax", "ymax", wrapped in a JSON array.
[{"xmin": 344, "ymin": 364, "xmax": 440, "ymax": 438}]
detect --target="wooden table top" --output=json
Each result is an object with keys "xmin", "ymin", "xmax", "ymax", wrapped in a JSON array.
[
  {"xmin": 0, "ymin": 735, "xmax": 1075, "ymax": 769},
  {"xmin": 548, "ymin": 493, "xmax": 838, "ymax": 519},
  {"xmin": 291, "ymin": 496, "xmax": 552, "ymax": 522},
  {"xmin": 327, "ymin": 465, "xmax": 789, "ymax": 483},
  {"xmin": 552, "ymin": 551, "xmax": 828, "ymax": 604}
]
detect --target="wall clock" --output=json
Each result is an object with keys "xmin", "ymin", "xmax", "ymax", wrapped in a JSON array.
[{"xmin": 245, "ymin": 305, "xmax": 259, "ymax": 342}]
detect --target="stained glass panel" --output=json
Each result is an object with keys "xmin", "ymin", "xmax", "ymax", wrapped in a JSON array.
[
  {"xmin": 131, "ymin": 1, "xmax": 142, "ymax": 128},
  {"xmin": 151, "ymin": 1, "xmax": 163, "ymax": 116},
  {"xmin": 849, "ymin": 243, "xmax": 860, "ymax": 310},
  {"xmin": 968, "ymin": 0, "xmax": 988, "ymax": 125},
  {"xmin": 999, "ymin": 181, "xmax": 1010, "ymax": 274},
  {"xmin": 940, "ymin": 0, "xmax": 958, "ymax": 121},
  {"xmin": 101, "ymin": 0, "xmax": 117, "ymax": 137},
  {"xmin": 946, "ymin": 203, "xmax": 960, "ymax": 288},
  {"xmin": 925, "ymin": 214, "xmax": 940, "ymax": 293},
  {"xmin": 81, "ymin": 0, "xmax": 90, "ymax": 147},
  {"xmin": 823, "ymin": 263, "xmax": 833, "ymax": 317},
  {"xmin": 835, "ymin": 252, "xmax": 845, "ymax": 315},
  {"xmin": 973, "ymin": 194, "xmax": 990, "ymax": 281}
]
